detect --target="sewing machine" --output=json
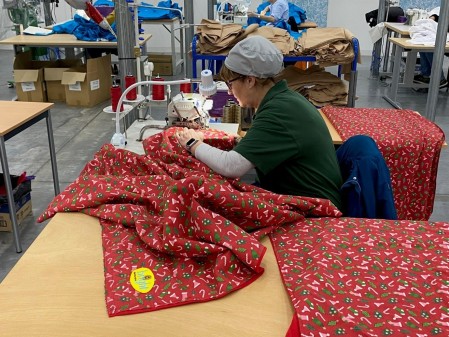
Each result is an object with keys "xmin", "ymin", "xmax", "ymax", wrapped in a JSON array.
[
  {"xmin": 167, "ymin": 92, "xmax": 213, "ymax": 129},
  {"xmin": 215, "ymin": 0, "xmax": 250, "ymax": 25}
]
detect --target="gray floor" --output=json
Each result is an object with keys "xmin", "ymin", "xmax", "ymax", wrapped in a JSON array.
[{"xmin": 0, "ymin": 50, "xmax": 448, "ymax": 283}]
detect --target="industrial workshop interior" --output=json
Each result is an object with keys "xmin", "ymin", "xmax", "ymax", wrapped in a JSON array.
[{"xmin": 1, "ymin": 0, "xmax": 449, "ymax": 335}]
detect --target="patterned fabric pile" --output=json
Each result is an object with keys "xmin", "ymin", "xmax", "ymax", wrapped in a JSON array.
[
  {"xmin": 37, "ymin": 127, "xmax": 339, "ymax": 317},
  {"xmin": 321, "ymin": 106, "xmax": 446, "ymax": 220},
  {"xmin": 272, "ymin": 217, "xmax": 449, "ymax": 336}
]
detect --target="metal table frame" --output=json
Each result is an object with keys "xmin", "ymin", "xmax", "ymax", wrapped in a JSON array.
[{"xmin": 0, "ymin": 102, "xmax": 60, "ymax": 253}]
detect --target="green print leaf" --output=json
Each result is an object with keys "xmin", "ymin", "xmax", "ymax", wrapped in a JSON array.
[
  {"xmin": 214, "ymin": 232, "xmax": 221, "ymax": 242},
  {"xmin": 317, "ymin": 305, "xmax": 325, "ymax": 314},
  {"xmin": 195, "ymin": 244, "xmax": 201, "ymax": 252},
  {"xmin": 237, "ymin": 247, "xmax": 247, "ymax": 253},
  {"xmin": 362, "ymin": 310, "xmax": 370, "ymax": 317},
  {"xmin": 216, "ymin": 276, "xmax": 224, "ymax": 282},
  {"xmin": 171, "ymin": 186, "xmax": 178, "ymax": 193},
  {"xmin": 251, "ymin": 249, "xmax": 259, "ymax": 259},
  {"xmin": 406, "ymin": 321, "xmax": 418, "ymax": 329},
  {"xmin": 241, "ymin": 200, "xmax": 246, "ymax": 208},
  {"xmin": 328, "ymin": 321, "xmax": 337, "ymax": 326},
  {"xmin": 137, "ymin": 297, "xmax": 144, "ymax": 304},
  {"xmin": 312, "ymin": 317, "xmax": 323, "ymax": 327},
  {"xmin": 348, "ymin": 307, "xmax": 358, "ymax": 315},
  {"xmin": 395, "ymin": 307, "xmax": 405, "ymax": 315},
  {"xmin": 322, "ymin": 288, "xmax": 333, "ymax": 296},
  {"xmin": 408, "ymin": 310, "xmax": 417, "ymax": 317},
  {"xmin": 226, "ymin": 284, "xmax": 233, "ymax": 291},
  {"xmin": 366, "ymin": 292, "xmax": 376, "ymax": 299},
  {"xmin": 305, "ymin": 299, "xmax": 314, "ymax": 309}
]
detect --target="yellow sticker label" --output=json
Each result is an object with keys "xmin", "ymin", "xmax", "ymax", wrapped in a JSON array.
[{"xmin": 130, "ymin": 267, "xmax": 155, "ymax": 293}]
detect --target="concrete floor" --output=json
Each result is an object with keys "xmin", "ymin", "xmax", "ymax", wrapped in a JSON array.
[{"xmin": 0, "ymin": 50, "xmax": 448, "ymax": 282}]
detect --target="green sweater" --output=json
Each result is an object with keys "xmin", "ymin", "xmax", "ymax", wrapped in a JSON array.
[{"xmin": 234, "ymin": 80, "xmax": 342, "ymax": 209}]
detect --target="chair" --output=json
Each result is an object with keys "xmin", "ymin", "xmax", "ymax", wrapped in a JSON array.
[{"xmin": 336, "ymin": 135, "xmax": 398, "ymax": 220}]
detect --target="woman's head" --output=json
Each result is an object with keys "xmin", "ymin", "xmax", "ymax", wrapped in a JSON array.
[
  {"xmin": 219, "ymin": 36, "xmax": 283, "ymax": 107},
  {"xmin": 222, "ymin": 36, "xmax": 283, "ymax": 79}
]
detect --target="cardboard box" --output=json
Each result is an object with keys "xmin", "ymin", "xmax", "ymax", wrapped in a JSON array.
[
  {"xmin": 13, "ymin": 51, "xmax": 47, "ymax": 102},
  {"xmin": 0, "ymin": 193, "xmax": 32, "ymax": 232},
  {"xmin": 44, "ymin": 59, "xmax": 82, "ymax": 102},
  {"xmin": 61, "ymin": 54, "xmax": 112, "ymax": 107},
  {"xmin": 148, "ymin": 53, "xmax": 173, "ymax": 76}
]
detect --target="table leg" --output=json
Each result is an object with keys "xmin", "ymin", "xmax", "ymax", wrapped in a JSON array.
[
  {"xmin": 388, "ymin": 32, "xmax": 399, "ymax": 73},
  {"xmin": 0, "ymin": 137, "xmax": 22, "ymax": 253},
  {"xmin": 383, "ymin": 44, "xmax": 403, "ymax": 109},
  {"xmin": 383, "ymin": 30, "xmax": 392, "ymax": 73},
  {"xmin": 347, "ymin": 69, "xmax": 358, "ymax": 107},
  {"xmin": 45, "ymin": 111, "xmax": 60, "ymax": 195},
  {"xmin": 403, "ymin": 51, "xmax": 418, "ymax": 86}
]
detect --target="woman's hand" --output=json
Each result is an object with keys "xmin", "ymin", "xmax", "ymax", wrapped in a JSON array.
[{"xmin": 175, "ymin": 128, "xmax": 204, "ymax": 151}]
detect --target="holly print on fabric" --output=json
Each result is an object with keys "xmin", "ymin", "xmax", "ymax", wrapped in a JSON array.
[
  {"xmin": 321, "ymin": 106, "xmax": 445, "ymax": 221},
  {"xmin": 38, "ymin": 127, "xmax": 340, "ymax": 317},
  {"xmin": 271, "ymin": 217, "xmax": 449, "ymax": 336}
]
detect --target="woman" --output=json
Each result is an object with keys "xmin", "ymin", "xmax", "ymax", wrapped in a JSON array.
[
  {"xmin": 176, "ymin": 36, "xmax": 343, "ymax": 209},
  {"xmin": 247, "ymin": 0, "xmax": 289, "ymax": 29}
]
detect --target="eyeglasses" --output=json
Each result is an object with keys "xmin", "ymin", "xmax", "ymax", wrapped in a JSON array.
[{"xmin": 225, "ymin": 76, "xmax": 245, "ymax": 90}]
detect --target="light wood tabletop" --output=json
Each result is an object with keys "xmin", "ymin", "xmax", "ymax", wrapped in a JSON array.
[
  {"xmin": 319, "ymin": 109, "xmax": 343, "ymax": 144},
  {"xmin": 389, "ymin": 37, "xmax": 449, "ymax": 50},
  {"xmin": 0, "ymin": 101, "xmax": 54, "ymax": 136},
  {"xmin": 0, "ymin": 212, "xmax": 293, "ymax": 337},
  {"xmin": 0, "ymin": 33, "xmax": 152, "ymax": 48},
  {"xmin": 384, "ymin": 22, "xmax": 411, "ymax": 36}
]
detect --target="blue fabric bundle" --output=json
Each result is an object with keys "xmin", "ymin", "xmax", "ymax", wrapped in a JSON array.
[
  {"xmin": 138, "ymin": 1, "xmax": 182, "ymax": 20},
  {"xmin": 93, "ymin": 0, "xmax": 182, "ymax": 20},
  {"xmin": 52, "ymin": 13, "xmax": 117, "ymax": 41}
]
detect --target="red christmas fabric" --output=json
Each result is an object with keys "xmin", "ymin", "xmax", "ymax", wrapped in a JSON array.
[
  {"xmin": 37, "ymin": 127, "xmax": 340, "ymax": 317},
  {"xmin": 321, "ymin": 106, "xmax": 445, "ymax": 221},
  {"xmin": 271, "ymin": 217, "xmax": 449, "ymax": 336}
]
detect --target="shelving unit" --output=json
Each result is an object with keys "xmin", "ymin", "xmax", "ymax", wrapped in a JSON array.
[{"xmin": 142, "ymin": 17, "xmax": 184, "ymax": 75}]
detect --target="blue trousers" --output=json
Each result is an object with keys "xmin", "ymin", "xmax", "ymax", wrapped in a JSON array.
[{"xmin": 419, "ymin": 52, "xmax": 445, "ymax": 79}]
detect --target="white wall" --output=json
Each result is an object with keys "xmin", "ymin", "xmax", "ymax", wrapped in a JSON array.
[
  {"xmin": 0, "ymin": 0, "xmax": 379, "ymax": 55},
  {"xmin": 327, "ymin": 0, "xmax": 376, "ymax": 56}
]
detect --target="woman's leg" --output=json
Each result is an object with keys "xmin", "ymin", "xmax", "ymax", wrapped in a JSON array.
[{"xmin": 419, "ymin": 52, "xmax": 433, "ymax": 77}]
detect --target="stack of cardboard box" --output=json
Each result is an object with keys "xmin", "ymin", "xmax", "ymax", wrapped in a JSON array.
[{"xmin": 13, "ymin": 51, "xmax": 112, "ymax": 107}]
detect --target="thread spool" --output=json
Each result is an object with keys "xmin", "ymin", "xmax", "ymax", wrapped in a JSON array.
[
  {"xmin": 111, "ymin": 85, "xmax": 123, "ymax": 112},
  {"xmin": 125, "ymin": 74, "xmax": 137, "ymax": 100},
  {"xmin": 222, "ymin": 104, "xmax": 233, "ymax": 123},
  {"xmin": 152, "ymin": 76, "xmax": 165, "ymax": 100},
  {"xmin": 180, "ymin": 81, "xmax": 191, "ymax": 94}
]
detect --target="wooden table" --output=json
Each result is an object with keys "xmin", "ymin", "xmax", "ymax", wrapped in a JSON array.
[
  {"xmin": 0, "ymin": 33, "xmax": 152, "ymax": 58},
  {"xmin": 0, "ymin": 101, "xmax": 60, "ymax": 252},
  {"xmin": 0, "ymin": 212, "xmax": 293, "ymax": 337},
  {"xmin": 383, "ymin": 37, "xmax": 449, "ymax": 109},
  {"xmin": 319, "ymin": 109, "xmax": 342, "ymax": 144}
]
